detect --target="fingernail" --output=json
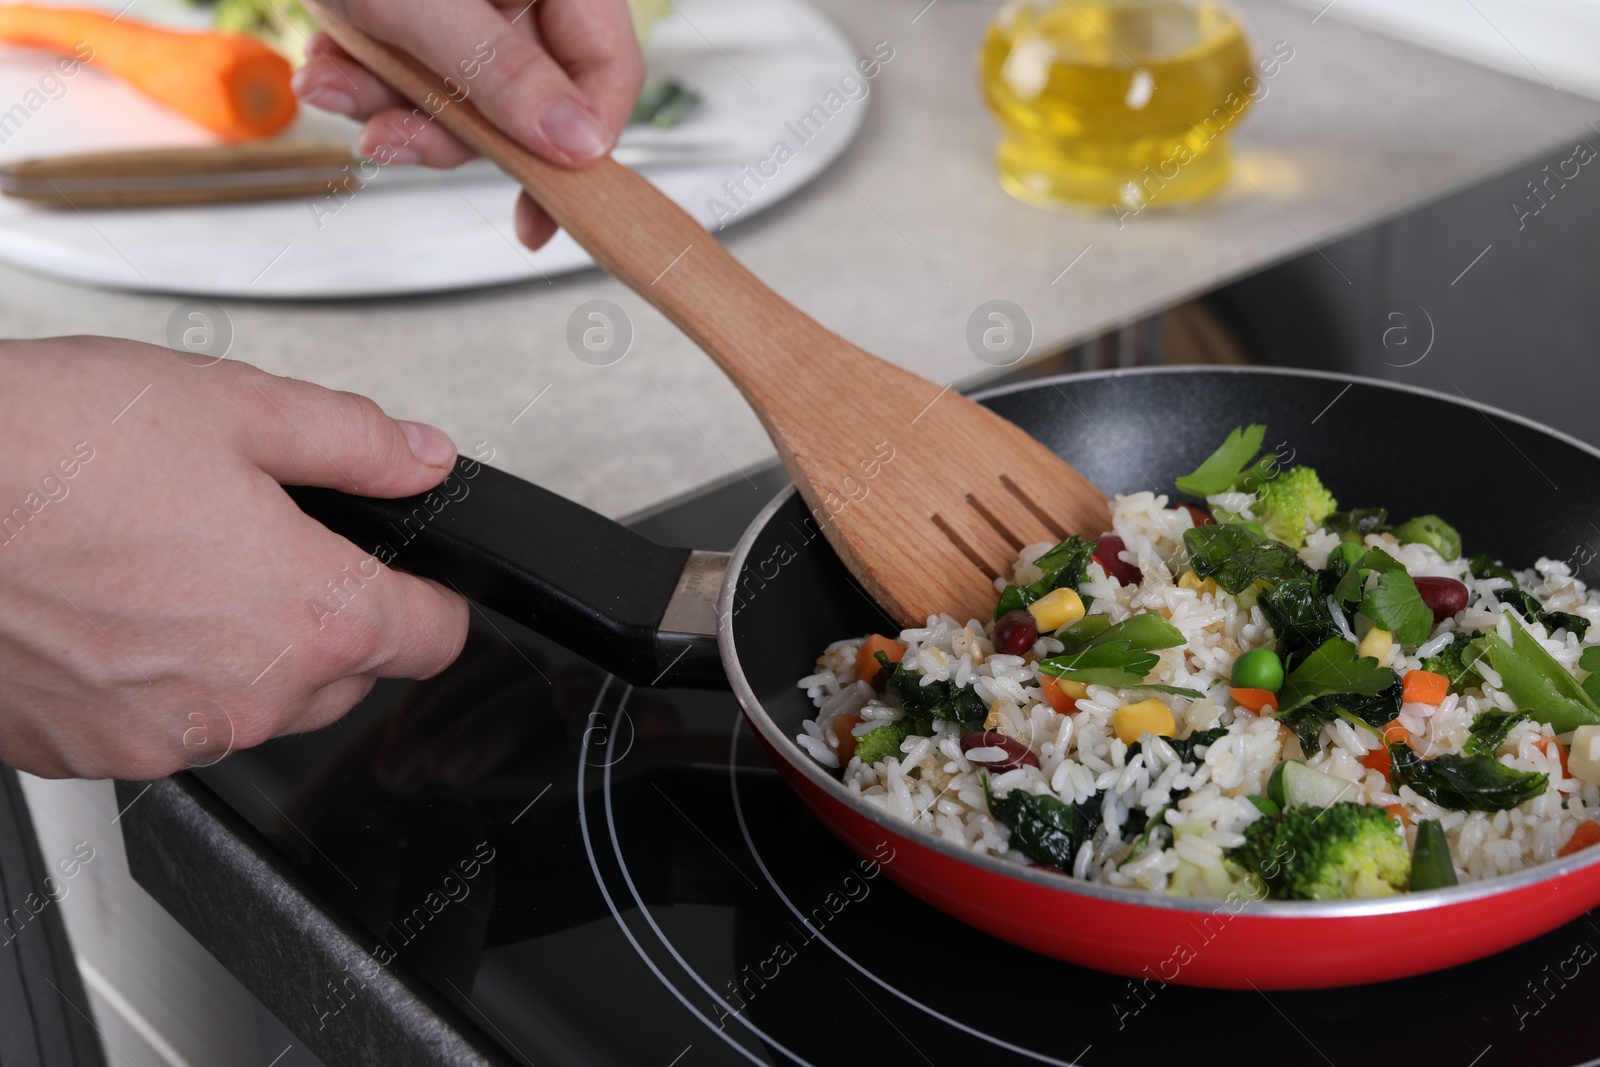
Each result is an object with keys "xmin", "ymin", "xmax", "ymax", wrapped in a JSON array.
[
  {"xmin": 295, "ymin": 79, "xmax": 356, "ymax": 117},
  {"xmin": 398, "ymin": 420, "xmax": 456, "ymax": 467},
  {"xmin": 535, "ymin": 97, "xmax": 610, "ymax": 162}
]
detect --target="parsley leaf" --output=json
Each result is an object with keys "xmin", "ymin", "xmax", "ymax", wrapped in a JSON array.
[
  {"xmin": 1275, "ymin": 638, "xmax": 1397, "ymax": 715},
  {"xmin": 1037, "ymin": 641, "xmax": 1160, "ymax": 688},
  {"xmin": 1360, "ymin": 568, "xmax": 1434, "ymax": 645},
  {"xmin": 1175, "ymin": 424, "xmax": 1273, "ymax": 497},
  {"xmin": 1183, "ymin": 523, "xmax": 1312, "ymax": 594}
]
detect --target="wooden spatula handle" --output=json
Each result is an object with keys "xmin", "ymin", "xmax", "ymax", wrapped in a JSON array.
[{"xmin": 300, "ymin": 0, "xmax": 844, "ymax": 411}]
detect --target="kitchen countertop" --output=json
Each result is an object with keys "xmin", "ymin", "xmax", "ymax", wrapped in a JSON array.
[{"xmin": 1, "ymin": 0, "xmax": 1596, "ymax": 521}]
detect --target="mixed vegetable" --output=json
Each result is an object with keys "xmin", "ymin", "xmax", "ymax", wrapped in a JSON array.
[{"xmin": 830, "ymin": 425, "xmax": 1600, "ymax": 901}]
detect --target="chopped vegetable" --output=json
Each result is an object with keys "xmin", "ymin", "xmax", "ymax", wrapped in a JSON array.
[
  {"xmin": 1233, "ymin": 802, "xmax": 1410, "ymax": 900},
  {"xmin": 1361, "ymin": 745, "xmax": 1391, "ymax": 777},
  {"xmin": 1253, "ymin": 465, "xmax": 1338, "ymax": 548},
  {"xmin": 883, "ymin": 659, "xmax": 987, "ymax": 731},
  {"xmin": 1357, "ymin": 626, "xmax": 1394, "ymax": 662},
  {"xmin": 1408, "ymin": 819, "xmax": 1458, "ymax": 890},
  {"xmin": 1535, "ymin": 737, "xmax": 1569, "ymax": 779},
  {"xmin": 831, "ymin": 715, "xmax": 862, "ymax": 762},
  {"xmin": 1323, "ymin": 507, "xmax": 1390, "ymax": 541},
  {"xmin": 991, "ymin": 610, "xmax": 1039, "ymax": 656},
  {"xmin": 1112, "ymin": 698, "xmax": 1175, "ymax": 744},
  {"xmin": 0, "ymin": 6, "xmax": 296, "ymax": 140},
  {"xmin": 1027, "ymin": 587, "xmax": 1086, "ymax": 632},
  {"xmin": 1258, "ymin": 578, "xmax": 1345, "ymax": 670},
  {"xmin": 1468, "ymin": 554, "xmax": 1518, "ymax": 585},
  {"xmin": 1232, "ymin": 647, "xmax": 1285, "ymax": 692},
  {"xmin": 960, "ymin": 731, "xmax": 1038, "ymax": 770},
  {"xmin": 1482, "ymin": 623, "xmax": 1600, "ymax": 734},
  {"xmin": 1174, "ymin": 424, "xmax": 1272, "ymax": 497},
  {"xmin": 1278, "ymin": 760, "xmax": 1360, "ymax": 807},
  {"xmin": 1569, "ymin": 724, "xmax": 1600, "ymax": 784},
  {"xmin": 1176, "ymin": 570, "xmax": 1219, "ymax": 595},
  {"xmin": 1401, "ymin": 670, "xmax": 1449, "ymax": 706},
  {"xmin": 1279, "ymin": 676, "xmax": 1402, "ymax": 756},
  {"xmin": 1229, "ymin": 687, "xmax": 1278, "ymax": 713},
  {"xmin": 1584, "ymin": 647, "xmax": 1600, "ymax": 705},
  {"xmin": 1414, "ymin": 576, "xmax": 1471, "ymax": 625},
  {"xmin": 1393, "ymin": 514, "xmax": 1463, "ymax": 562},
  {"xmin": 1462, "ymin": 709, "xmax": 1530, "ymax": 756},
  {"xmin": 851, "ymin": 720, "xmax": 913, "ymax": 766},
  {"xmin": 1497, "ymin": 588, "xmax": 1591, "ymax": 640},
  {"xmin": 982, "ymin": 776, "xmax": 1098, "ymax": 870},
  {"xmin": 630, "ymin": 77, "xmax": 700, "ymax": 128},
  {"xmin": 1387, "ymin": 743, "xmax": 1549, "ymax": 812},
  {"xmin": 855, "ymin": 635, "xmax": 905, "ymax": 687},
  {"xmin": 1091, "ymin": 535, "xmax": 1142, "ymax": 586},
  {"xmin": 1276, "ymin": 638, "xmax": 1396, "ymax": 715},
  {"xmin": 1039, "ymin": 675, "xmax": 1084, "ymax": 715},
  {"xmin": 1168, "ymin": 725, "xmax": 1228, "ymax": 763},
  {"xmin": 1183, "ymin": 523, "xmax": 1312, "ymax": 594},
  {"xmin": 1559, "ymin": 820, "xmax": 1600, "ymax": 859},
  {"xmin": 1038, "ymin": 641, "xmax": 1159, "ymax": 688},
  {"xmin": 1081, "ymin": 612, "xmax": 1186, "ymax": 652},
  {"xmin": 1421, "ymin": 631, "xmax": 1481, "ymax": 688}
]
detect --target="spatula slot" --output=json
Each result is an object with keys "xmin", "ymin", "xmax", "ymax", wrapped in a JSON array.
[
  {"xmin": 997, "ymin": 474, "xmax": 1069, "ymax": 541},
  {"xmin": 929, "ymin": 513, "xmax": 1001, "ymax": 582}
]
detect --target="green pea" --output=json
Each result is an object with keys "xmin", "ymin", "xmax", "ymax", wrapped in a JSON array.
[
  {"xmin": 1233, "ymin": 647, "xmax": 1285, "ymax": 692},
  {"xmin": 1394, "ymin": 514, "xmax": 1462, "ymax": 562}
]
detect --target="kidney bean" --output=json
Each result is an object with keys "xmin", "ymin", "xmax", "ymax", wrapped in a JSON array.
[
  {"xmin": 1093, "ymin": 535, "xmax": 1143, "ymax": 586},
  {"xmin": 960, "ymin": 731, "xmax": 1040, "ymax": 770},
  {"xmin": 993, "ymin": 609, "xmax": 1040, "ymax": 656},
  {"xmin": 1415, "ymin": 576, "xmax": 1470, "ymax": 623},
  {"xmin": 1179, "ymin": 503, "xmax": 1215, "ymax": 526}
]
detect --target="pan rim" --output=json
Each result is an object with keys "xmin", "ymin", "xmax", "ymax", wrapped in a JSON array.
[{"xmin": 716, "ymin": 365, "xmax": 1600, "ymax": 919}]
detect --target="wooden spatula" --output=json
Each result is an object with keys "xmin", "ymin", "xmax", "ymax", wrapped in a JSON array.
[{"xmin": 301, "ymin": 0, "xmax": 1111, "ymax": 628}]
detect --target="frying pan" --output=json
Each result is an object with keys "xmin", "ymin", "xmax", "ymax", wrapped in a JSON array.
[{"xmin": 291, "ymin": 364, "xmax": 1600, "ymax": 989}]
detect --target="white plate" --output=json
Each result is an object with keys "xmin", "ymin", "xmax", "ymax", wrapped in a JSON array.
[{"xmin": 0, "ymin": 0, "xmax": 869, "ymax": 298}]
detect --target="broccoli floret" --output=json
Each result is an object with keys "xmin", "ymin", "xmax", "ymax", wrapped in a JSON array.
[
  {"xmin": 1231, "ymin": 802, "xmax": 1410, "ymax": 900},
  {"xmin": 1253, "ymin": 466, "xmax": 1338, "ymax": 548},
  {"xmin": 850, "ymin": 720, "xmax": 915, "ymax": 766}
]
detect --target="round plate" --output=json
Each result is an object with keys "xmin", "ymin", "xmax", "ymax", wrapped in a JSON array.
[{"xmin": 0, "ymin": 0, "xmax": 869, "ymax": 297}]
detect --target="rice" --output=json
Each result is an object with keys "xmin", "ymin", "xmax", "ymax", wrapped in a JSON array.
[{"xmin": 794, "ymin": 491, "xmax": 1600, "ymax": 900}]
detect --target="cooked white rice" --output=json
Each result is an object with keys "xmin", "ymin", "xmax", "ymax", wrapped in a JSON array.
[{"xmin": 795, "ymin": 491, "xmax": 1600, "ymax": 897}]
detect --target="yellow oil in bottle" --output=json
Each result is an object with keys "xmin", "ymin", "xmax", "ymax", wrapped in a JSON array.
[{"xmin": 979, "ymin": 0, "xmax": 1255, "ymax": 210}]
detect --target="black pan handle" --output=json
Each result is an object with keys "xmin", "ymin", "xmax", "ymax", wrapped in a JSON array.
[{"xmin": 286, "ymin": 456, "xmax": 728, "ymax": 688}]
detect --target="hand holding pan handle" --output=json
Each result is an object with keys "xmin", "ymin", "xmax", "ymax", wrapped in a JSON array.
[{"xmin": 287, "ymin": 457, "xmax": 730, "ymax": 689}]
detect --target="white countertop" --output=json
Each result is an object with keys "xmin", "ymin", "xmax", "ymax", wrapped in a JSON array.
[{"xmin": 1, "ymin": 0, "xmax": 1595, "ymax": 519}]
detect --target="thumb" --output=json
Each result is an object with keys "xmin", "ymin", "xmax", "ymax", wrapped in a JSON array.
[{"xmin": 236, "ymin": 371, "xmax": 457, "ymax": 497}]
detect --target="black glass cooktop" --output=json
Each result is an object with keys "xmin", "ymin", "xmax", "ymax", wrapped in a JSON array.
[{"xmin": 181, "ymin": 451, "xmax": 1600, "ymax": 1067}]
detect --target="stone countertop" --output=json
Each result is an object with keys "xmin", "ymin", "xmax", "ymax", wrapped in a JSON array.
[{"xmin": 0, "ymin": 0, "xmax": 1594, "ymax": 519}]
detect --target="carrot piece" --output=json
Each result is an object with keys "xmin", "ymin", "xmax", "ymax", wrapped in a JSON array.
[
  {"xmin": 1536, "ymin": 737, "xmax": 1570, "ymax": 779},
  {"xmin": 1402, "ymin": 670, "xmax": 1449, "ymax": 706},
  {"xmin": 831, "ymin": 715, "xmax": 862, "ymax": 763},
  {"xmin": 855, "ymin": 634, "xmax": 906, "ymax": 685},
  {"xmin": 1380, "ymin": 718, "xmax": 1409, "ymax": 744},
  {"xmin": 0, "ymin": 6, "xmax": 296, "ymax": 140},
  {"xmin": 1384, "ymin": 803, "xmax": 1411, "ymax": 826},
  {"xmin": 1229, "ymin": 687, "xmax": 1278, "ymax": 713},
  {"xmin": 1559, "ymin": 820, "xmax": 1600, "ymax": 858},
  {"xmin": 1362, "ymin": 745, "xmax": 1391, "ymax": 778},
  {"xmin": 1040, "ymin": 675, "xmax": 1085, "ymax": 715}
]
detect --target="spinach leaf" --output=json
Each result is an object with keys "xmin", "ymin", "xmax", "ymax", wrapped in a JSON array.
[
  {"xmin": 1469, "ymin": 555, "xmax": 1519, "ymax": 586},
  {"xmin": 1168, "ymin": 726, "xmax": 1229, "ymax": 764},
  {"xmin": 1175, "ymin": 424, "xmax": 1272, "ymax": 497},
  {"xmin": 994, "ymin": 535, "xmax": 1097, "ymax": 621},
  {"xmin": 1183, "ymin": 524, "xmax": 1312, "ymax": 594},
  {"xmin": 886, "ymin": 659, "xmax": 987, "ymax": 730},
  {"xmin": 983, "ymin": 776, "xmax": 1100, "ymax": 870},
  {"xmin": 1421, "ymin": 631, "xmax": 1482, "ymax": 688},
  {"xmin": 1360, "ymin": 568, "xmax": 1434, "ymax": 645},
  {"xmin": 1463, "ymin": 709, "xmax": 1531, "ymax": 757},
  {"xmin": 1497, "ymin": 588, "xmax": 1590, "ymax": 640},
  {"xmin": 1038, "ymin": 641, "xmax": 1161, "ymax": 688},
  {"xmin": 1388, "ymin": 743, "xmax": 1548, "ymax": 812},
  {"xmin": 1275, "ymin": 638, "xmax": 1397, "ymax": 715},
  {"xmin": 1278, "ymin": 678, "xmax": 1401, "ymax": 757},
  {"xmin": 1482, "ymin": 624, "xmax": 1600, "ymax": 734},
  {"xmin": 1259, "ymin": 578, "xmax": 1347, "ymax": 670},
  {"xmin": 1323, "ymin": 507, "xmax": 1390, "ymax": 541}
]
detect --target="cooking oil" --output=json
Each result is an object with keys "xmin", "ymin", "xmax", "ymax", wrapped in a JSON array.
[{"xmin": 979, "ymin": 0, "xmax": 1255, "ymax": 210}]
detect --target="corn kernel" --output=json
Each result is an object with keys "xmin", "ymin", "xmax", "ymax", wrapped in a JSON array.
[
  {"xmin": 1178, "ymin": 570, "xmax": 1219, "ymax": 596},
  {"xmin": 1113, "ymin": 698, "xmax": 1176, "ymax": 745},
  {"xmin": 1027, "ymin": 587, "xmax": 1085, "ymax": 632},
  {"xmin": 1357, "ymin": 627, "xmax": 1394, "ymax": 663},
  {"xmin": 1055, "ymin": 678, "xmax": 1089, "ymax": 700}
]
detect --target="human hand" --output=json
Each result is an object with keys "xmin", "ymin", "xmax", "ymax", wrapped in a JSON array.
[
  {"xmin": 0, "ymin": 337, "xmax": 470, "ymax": 779},
  {"xmin": 291, "ymin": 0, "xmax": 644, "ymax": 250}
]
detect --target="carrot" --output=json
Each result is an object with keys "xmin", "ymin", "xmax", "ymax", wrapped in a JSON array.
[
  {"xmin": 0, "ymin": 6, "xmax": 296, "ymax": 141},
  {"xmin": 1040, "ymin": 675, "xmax": 1086, "ymax": 715},
  {"xmin": 1361, "ymin": 745, "xmax": 1391, "ymax": 778},
  {"xmin": 1536, "ymin": 737, "xmax": 1570, "ymax": 779},
  {"xmin": 1229, "ymin": 687, "xmax": 1278, "ymax": 713},
  {"xmin": 1380, "ymin": 718, "xmax": 1409, "ymax": 744},
  {"xmin": 831, "ymin": 715, "xmax": 862, "ymax": 763},
  {"xmin": 1559, "ymin": 820, "xmax": 1600, "ymax": 858},
  {"xmin": 855, "ymin": 634, "xmax": 905, "ymax": 686},
  {"xmin": 1402, "ymin": 670, "xmax": 1449, "ymax": 706},
  {"xmin": 1384, "ymin": 803, "xmax": 1411, "ymax": 827}
]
